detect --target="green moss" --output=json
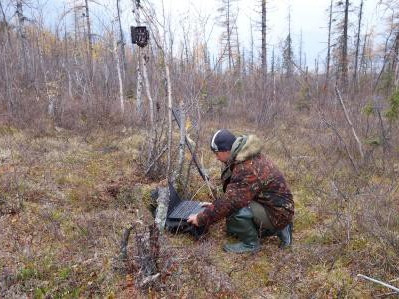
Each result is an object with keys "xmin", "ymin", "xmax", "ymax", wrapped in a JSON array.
[
  {"xmin": 348, "ymin": 236, "xmax": 369, "ymax": 251},
  {"xmin": 66, "ymin": 185, "xmax": 91, "ymax": 202},
  {"xmin": 362, "ymin": 102, "xmax": 375, "ymax": 116},
  {"xmin": 366, "ymin": 136, "xmax": 382, "ymax": 146},
  {"xmin": 301, "ymin": 262, "xmax": 357, "ymax": 297},
  {"xmin": 67, "ymin": 189, "xmax": 81, "ymax": 201},
  {"xmin": 0, "ymin": 125, "xmax": 19, "ymax": 136},
  {"xmin": 54, "ymin": 287, "xmax": 81, "ymax": 298},
  {"xmin": 56, "ymin": 173, "xmax": 89, "ymax": 187},
  {"xmin": 57, "ymin": 267, "xmax": 71, "ymax": 280},
  {"xmin": 18, "ymin": 264, "xmax": 39, "ymax": 281},
  {"xmin": 294, "ymin": 207, "xmax": 317, "ymax": 231},
  {"xmin": 51, "ymin": 209, "xmax": 63, "ymax": 222},
  {"xmin": 304, "ymin": 231, "xmax": 334, "ymax": 245},
  {"xmin": 34, "ymin": 287, "xmax": 48, "ymax": 299},
  {"xmin": 86, "ymin": 160, "xmax": 101, "ymax": 177},
  {"xmin": 116, "ymin": 186, "xmax": 138, "ymax": 206}
]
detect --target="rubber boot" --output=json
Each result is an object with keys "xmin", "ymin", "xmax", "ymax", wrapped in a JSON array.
[
  {"xmin": 276, "ymin": 222, "xmax": 293, "ymax": 248},
  {"xmin": 224, "ymin": 207, "xmax": 260, "ymax": 253}
]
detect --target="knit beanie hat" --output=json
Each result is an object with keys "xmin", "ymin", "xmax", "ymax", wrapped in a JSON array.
[{"xmin": 210, "ymin": 129, "xmax": 236, "ymax": 152}]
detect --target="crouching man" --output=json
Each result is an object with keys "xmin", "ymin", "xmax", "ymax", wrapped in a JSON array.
[{"xmin": 188, "ymin": 129, "xmax": 294, "ymax": 253}]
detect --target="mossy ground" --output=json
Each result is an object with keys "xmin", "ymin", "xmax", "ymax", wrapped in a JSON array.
[{"xmin": 0, "ymin": 124, "xmax": 398, "ymax": 298}]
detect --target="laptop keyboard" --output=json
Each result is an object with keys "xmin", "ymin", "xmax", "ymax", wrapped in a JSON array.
[{"xmin": 169, "ymin": 201, "xmax": 203, "ymax": 219}]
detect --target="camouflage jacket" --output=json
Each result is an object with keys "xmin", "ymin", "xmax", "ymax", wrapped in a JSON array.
[{"xmin": 197, "ymin": 135, "xmax": 294, "ymax": 230}]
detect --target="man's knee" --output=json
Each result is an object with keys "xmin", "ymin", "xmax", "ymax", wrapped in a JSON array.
[
  {"xmin": 249, "ymin": 201, "xmax": 274, "ymax": 230},
  {"xmin": 226, "ymin": 207, "xmax": 254, "ymax": 235}
]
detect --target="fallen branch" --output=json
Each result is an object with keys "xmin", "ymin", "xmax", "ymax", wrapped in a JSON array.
[
  {"xmin": 139, "ymin": 273, "xmax": 160, "ymax": 288},
  {"xmin": 335, "ymin": 86, "xmax": 364, "ymax": 160},
  {"xmin": 357, "ymin": 274, "xmax": 399, "ymax": 293},
  {"xmin": 154, "ymin": 186, "xmax": 169, "ymax": 231},
  {"xmin": 320, "ymin": 115, "xmax": 359, "ymax": 174},
  {"xmin": 120, "ymin": 223, "xmax": 137, "ymax": 260},
  {"xmin": 145, "ymin": 146, "xmax": 167, "ymax": 176}
]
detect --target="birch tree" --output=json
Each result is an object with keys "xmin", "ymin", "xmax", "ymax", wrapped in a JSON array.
[{"xmin": 116, "ymin": 0, "xmax": 127, "ymax": 78}]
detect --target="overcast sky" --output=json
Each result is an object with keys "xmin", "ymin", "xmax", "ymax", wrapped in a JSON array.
[
  {"xmin": 139, "ymin": 0, "xmax": 383, "ymax": 68},
  {"xmin": 25, "ymin": 0, "xmax": 384, "ymax": 68}
]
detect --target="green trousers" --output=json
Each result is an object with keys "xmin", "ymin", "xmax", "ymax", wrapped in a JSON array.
[
  {"xmin": 249, "ymin": 201, "xmax": 275, "ymax": 235},
  {"xmin": 226, "ymin": 201, "xmax": 275, "ymax": 239}
]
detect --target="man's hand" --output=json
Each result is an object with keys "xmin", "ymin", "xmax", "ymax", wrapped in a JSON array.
[{"xmin": 187, "ymin": 214, "xmax": 199, "ymax": 227}]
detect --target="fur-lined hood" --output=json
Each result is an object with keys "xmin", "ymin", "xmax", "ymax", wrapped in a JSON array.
[{"xmin": 234, "ymin": 135, "xmax": 263, "ymax": 162}]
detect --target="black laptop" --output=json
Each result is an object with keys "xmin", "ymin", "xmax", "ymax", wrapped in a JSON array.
[{"xmin": 167, "ymin": 182, "xmax": 205, "ymax": 221}]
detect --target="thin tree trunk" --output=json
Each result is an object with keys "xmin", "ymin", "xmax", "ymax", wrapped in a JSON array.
[
  {"xmin": 235, "ymin": 26, "xmax": 241, "ymax": 75},
  {"xmin": 227, "ymin": 0, "xmax": 232, "ymax": 71},
  {"xmin": 142, "ymin": 54, "xmax": 154, "ymax": 128},
  {"xmin": 271, "ymin": 46, "xmax": 276, "ymax": 100},
  {"xmin": 133, "ymin": 0, "xmax": 143, "ymax": 115},
  {"xmin": 353, "ymin": 0, "xmax": 363, "ymax": 89},
  {"xmin": 299, "ymin": 29, "xmax": 303, "ymax": 69},
  {"xmin": 116, "ymin": 0, "xmax": 127, "ymax": 79},
  {"xmin": 165, "ymin": 63, "xmax": 173, "ymax": 179},
  {"xmin": 0, "ymin": 1, "xmax": 13, "ymax": 51},
  {"xmin": 3, "ymin": 45, "xmax": 13, "ymax": 114},
  {"xmin": 16, "ymin": 0, "xmax": 28, "ymax": 73},
  {"xmin": 177, "ymin": 100, "xmax": 186, "ymax": 180},
  {"xmin": 249, "ymin": 18, "xmax": 254, "ymax": 72},
  {"xmin": 326, "ymin": 0, "xmax": 333, "ymax": 84},
  {"xmin": 341, "ymin": 0, "xmax": 349, "ymax": 88},
  {"xmin": 114, "ymin": 37, "xmax": 125, "ymax": 115},
  {"xmin": 261, "ymin": 0, "xmax": 267, "ymax": 76},
  {"xmin": 359, "ymin": 33, "xmax": 368, "ymax": 76},
  {"xmin": 84, "ymin": 0, "xmax": 93, "ymax": 79},
  {"xmin": 142, "ymin": 51, "xmax": 156, "ymax": 165},
  {"xmin": 335, "ymin": 86, "xmax": 364, "ymax": 160}
]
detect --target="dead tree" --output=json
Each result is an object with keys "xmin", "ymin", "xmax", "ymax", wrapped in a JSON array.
[
  {"xmin": 271, "ymin": 45, "xmax": 276, "ymax": 100},
  {"xmin": 218, "ymin": 0, "xmax": 238, "ymax": 71},
  {"xmin": 119, "ymin": 223, "xmax": 160, "ymax": 288},
  {"xmin": 326, "ymin": 0, "xmax": 333, "ymax": 85},
  {"xmin": 249, "ymin": 18, "xmax": 254, "ymax": 72},
  {"xmin": 282, "ymin": 8, "xmax": 293, "ymax": 77},
  {"xmin": 353, "ymin": 0, "xmax": 363, "ymax": 88},
  {"xmin": 0, "ymin": 1, "xmax": 13, "ymax": 50},
  {"xmin": 334, "ymin": 0, "xmax": 351, "ymax": 89},
  {"xmin": 342, "ymin": 0, "xmax": 350, "ymax": 87},
  {"xmin": 15, "ymin": 0, "xmax": 28, "ymax": 73},
  {"xmin": 261, "ymin": 0, "xmax": 267, "ymax": 76},
  {"xmin": 84, "ymin": 0, "xmax": 93, "ymax": 79}
]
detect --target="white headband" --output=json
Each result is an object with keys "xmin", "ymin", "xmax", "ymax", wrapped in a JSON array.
[{"xmin": 210, "ymin": 129, "xmax": 222, "ymax": 152}]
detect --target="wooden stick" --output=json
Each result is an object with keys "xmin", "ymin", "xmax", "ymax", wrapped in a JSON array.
[
  {"xmin": 357, "ymin": 274, "xmax": 399, "ymax": 293},
  {"xmin": 335, "ymin": 86, "xmax": 364, "ymax": 160},
  {"xmin": 145, "ymin": 146, "xmax": 167, "ymax": 176},
  {"xmin": 139, "ymin": 273, "xmax": 160, "ymax": 288},
  {"xmin": 154, "ymin": 187, "xmax": 169, "ymax": 231},
  {"xmin": 120, "ymin": 224, "xmax": 136, "ymax": 260}
]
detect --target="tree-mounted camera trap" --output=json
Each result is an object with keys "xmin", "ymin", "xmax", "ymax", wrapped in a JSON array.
[{"xmin": 131, "ymin": 26, "xmax": 149, "ymax": 48}]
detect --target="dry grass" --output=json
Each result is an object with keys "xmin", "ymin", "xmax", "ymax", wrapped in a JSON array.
[{"xmin": 0, "ymin": 115, "xmax": 398, "ymax": 298}]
